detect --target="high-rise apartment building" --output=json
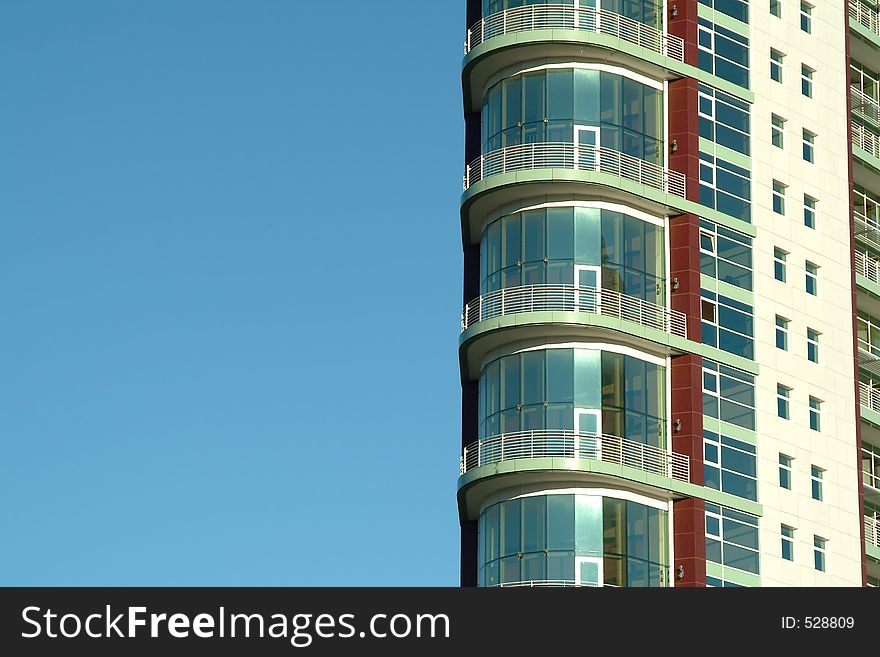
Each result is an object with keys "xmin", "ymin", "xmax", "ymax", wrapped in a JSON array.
[{"xmin": 456, "ymin": 0, "xmax": 879, "ymax": 587}]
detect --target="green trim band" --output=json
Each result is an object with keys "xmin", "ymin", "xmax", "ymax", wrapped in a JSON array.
[
  {"xmin": 703, "ymin": 416, "xmax": 757, "ymax": 445},
  {"xmin": 457, "ymin": 456, "xmax": 763, "ymax": 516},
  {"xmin": 461, "ymin": 169, "xmax": 757, "ymax": 238},
  {"xmin": 700, "ymin": 274, "xmax": 754, "ymax": 305},
  {"xmin": 868, "ymin": 542, "xmax": 880, "ymax": 562},
  {"xmin": 855, "ymin": 145, "xmax": 880, "ymax": 175},
  {"xmin": 699, "ymin": 137, "xmax": 752, "ymax": 170},
  {"xmin": 706, "ymin": 561, "xmax": 762, "ymax": 587},
  {"xmin": 861, "ymin": 403, "xmax": 880, "ymax": 429},
  {"xmin": 857, "ymin": 274, "xmax": 880, "ymax": 302},
  {"xmin": 458, "ymin": 310, "xmax": 760, "ymax": 375},
  {"xmin": 697, "ymin": 5, "xmax": 750, "ymax": 38},
  {"xmin": 851, "ymin": 17, "xmax": 880, "ymax": 53}
]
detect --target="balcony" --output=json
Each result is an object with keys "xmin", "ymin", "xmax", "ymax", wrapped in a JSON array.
[
  {"xmin": 489, "ymin": 580, "xmax": 619, "ymax": 588},
  {"xmin": 461, "ymin": 284, "xmax": 686, "ymax": 338},
  {"xmin": 850, "ymin": 0, "xmax": 880, "ymax": 37},
  {"xmin": 855, "ymin": 213, "xmax": 880, "ymax": 250},
  {"xmin": 853, "ymin": 86, "xmax": 880, "ymax": 127},
  {"xmin": 857, "ymin": 250, "xmax": 880, "ymax": 286},
  {"xmin": 860, "ymin": 380, "xmax": 880, "ymax": 413},
  {"xmin": 867, "ymin": 514, "xmax": 880, "ymax": 551},
  {"xmin": 464, "ymin": 142, "xmax": 686, "ymax": 197},
  {"xmin": 460, "ymin": 430, "xmax": 691, "ymax": 482},
  {"xmin": 854, "ymin": 122, "xmax": 880, "ymax": 161},
  {"xmin": 465, "ymin": 5, "xmax": 684, "ymax": 62}
]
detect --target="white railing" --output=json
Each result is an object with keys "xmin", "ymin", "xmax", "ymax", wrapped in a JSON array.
[
  {"xmin": 860, "ymin": 380, "xmax": 880, "ymax": 413},
  {"xmin": 866, "ymin": 515, "xmax": 880, "ymax": 549},
  {"xmin": 856, "ymin": 251, "xmax": 880, "ymax": 285},
  {"xmin": 864, "ymin": 449, "xmax": 880, "ymax": 489},
  {"xmin": 465, "ymin": 5, "xmax": 684, "ymax": 61},
  {"xmin": 850, "ymin": 0, "xmax": 880, "ymax": 35},
  {"xmin": 852, "ymin": 86, "xmax": 880, "ymax": 126},
  {"xmin": 461, "ymin": 284, "xmax": 687, "ymax": 338},
  {"xmin": 490, "ymin": 580, "xmax": 619, "ymax": 588},
  {"xmin": 460, "ymin": 430, "xmax": 691, "ymax": 482},
  {"xmin": 855, "ymin": 213, "xmax": 880, "ymax": 250},
  {"xmin": 464, "ymin": 142, "xmax": 686, "ymax": 198},
  {"xmin": 853, "ymin": 122, "xmax": 880, "ymax": 160}
]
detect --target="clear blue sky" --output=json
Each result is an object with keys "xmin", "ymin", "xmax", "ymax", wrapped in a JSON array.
[{"xmin": 0, "ymin": 0, "xmax": 464, "ymax": 585}]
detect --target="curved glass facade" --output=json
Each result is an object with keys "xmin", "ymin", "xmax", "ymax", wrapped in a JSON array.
[
  {"xmin": 479, "ymin": 347, "xmax": 666, "ymax": 445},
  {"xmin": 482, "ymin": 0, "xmax": 661, "ymax": 29},
  {"xmin": 481, "ymin": 68, "xmax": 662, "ymax": 163},
  {"xmin": 478, "ymin": 493, "xmax": 669, "ymax": 587},
  {"xmin": 480, "ymin": 205, "xmax": 665, "ymax": 301}
]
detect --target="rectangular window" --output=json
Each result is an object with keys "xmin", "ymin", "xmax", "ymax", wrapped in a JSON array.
[
  {"xmin": 702, "ymin": 360, "xmax": 756, "ymax": 431},
  {"xmin": 805, "ymin": 261, "xmax": 818, "ymax": 295},
  {"xmin": 809, "ymin": 397, "xmax": 821, "ymax": 431},
  {"xmin": 770, "ymin": 0, "xmax": 782, "ymax": 18},
  {"xmin": 807, "ymin": 328, "xmax": 820, "ymax": 363},
  {"xmin": 699, "ymin": 219, "xmax": 754, "ymax": 291},
  {"xmin": 813, "ymin": 536, "xmax": 826, "ymax": 572},
  {"xmin": 705, "ymin": 503, "xmax": 760, "ymax": 574},
  {"xmin": 800, "ymin": 2, "xmax": 812, "ymax": 33},
  {"xmin": 701, "ymin": 290, "xmax": 754, "ymax": 359},
  {"xmin": 771, "ymin": 114, "xmax": 785, "ymax": 148},
  {"xmin": 801, "ymin": 65, "xmax": 814, "ymax": 97},
  {"xmin": 803, "ymin": 129, "xmax": 816, "ymax": 162},
  {"xmin": 773, "ymin": 180, "xmax": 786, "ymax": 215},
  {"xmin": 771, "ymin": 49, "xmax": 784, "ymax": 83},
  {"xmin": 781, "ymin": 525, "xmax": 795, "ymax": 561},
  {"xmin": 698, "ymin": 19, "xmax": 750, "ymax": 90},
  {"xmin": 811, "ymin": 465, "xmax": 824, "ymax": 500},
  {"xmin": 699, "ymin": 0, "xmax": 749, "ymax": 23},
  {"xmin": 698, "ymin": 84, "xmax": 751, "ymax": 156},
  {"xmin": 776, "ymin": 315, "xmax": 789, "ymax": 350},
  {"xmin": 779, "ymin": 454, "xmax": 793, "ymax": 489},
  {"xmin": 777, "ymin": 385, "xmax": 791, "ymax": 419},
  {"xmin": 774, "ymin": 248, "xmax": 787, "ymax": 282},
  {"xmin": 804, "ymin": 195, "xmax": 817, "ymax": 229},
  {"xmin": 703, "ymin": 430, "xmax": 758, "ymax": 501},
  {"xmin": 699, "ymin": 152, "xmax": 752, "ymax": 223}
]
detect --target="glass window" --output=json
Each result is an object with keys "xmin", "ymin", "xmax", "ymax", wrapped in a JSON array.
[
  {"xmin": 770, "ymin": 0, "xmax": 781, "ymax": 18},
  {"xmin": 772, "ymin": 180, "xmax": 786, "ymax": 215},
  {"xmin": 771, "ymin": 114, "xmax": 785, "ymax": 148},
  {"xmin": 779, "ymin": 454, "xmax": 793, "ymax": 490},
  {"xmin": 802, "ymin": 129, "xmax": 816, "ymax": 163},
  {"xmin": 698, "ymin": 19, "xmax": 750, "ymax": 90},
  {"xmin": 770, "ymin": 49, "xmax": 784, "ymax": 83},
  {"xmin": 698, "ymin": 84, "xmax": 751, "ymax": 155},
  {"xmin": 804, "ymin": 195, "xmax": 817, "ymax": 229},
  {"xmin": 699, "ymin": 152, "xmax": 752, "ymax": 222},
  {"xmin": 800, "ymin": 2, "xmax": 812, "ymax": 33},
  {"xmin": 704, "ymin": 430, "xmax": 758, "ymax": 501},
  {"xmin": 807, "ymin": 328, "xmax": 820, "ymax": 363},
  {"xmin": 805, "ymin": 261, "xmax": 818, "ymax": 296},
  {"xmin": 774, "ymin": 248, "xmax": 787, "ymax": 282},
  {"xmin": 801, "ymin": 65, "xmax": 814, "ymax": 97},
  {"xmin": 811, "ymin": 465, "xmax": 824, "ymax": 500},
  {"xmin": 777, "ymin": 384, "xmax": 790, "ymax": 419},
  {"xmin": 813, "ymin": 535, "xmax": 826, "ymax": 572},
  {"xmin": 775, "ymin": 316, "xmax": 789, "ymax": 350},
  {"xmin": 781, "ymin": 525, "xmax": 795, "ymax": 561},
  {"xmin": 809, "ymin": 397, "xmax": 821, "ymax": 431},
  {"xmin": 699, "ymin": 220, "xmax": 753, "ymax": 291},
  {"xmin": 702, "ymin": 361, "xmax": 756, "ymax": 431},
  {"xmin": 705, "ymin": 503, "xmax": 760, "ymax": 574}
]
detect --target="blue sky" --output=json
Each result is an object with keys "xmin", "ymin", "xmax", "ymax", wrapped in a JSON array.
[{"xmin": 0, "ymin": 0, "xmax": 464, "ymax": 585}]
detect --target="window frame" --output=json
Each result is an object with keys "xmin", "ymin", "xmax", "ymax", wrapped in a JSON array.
[
  {"xmin": 807, "ymin": 328, "xmax": 820, "ymax": 363},
  {"xmin": 810, "ymin": 465, "xmax": 824, "ymax": 500},
  {"xmin": 772, "ymin": 180, "xmax": 786, "ymax": 215},
  {"xmin": 779, "ymin": 454, "xmax": 793, "ymax": 490},
  {"xmin": 771, "ymin": 114, "xmax": 785, "ymax": 149},
  {"xmin": 777, "ymin": 384, "xmax": 791, "ymax": 420},
  {"xmin": 774, "ymin": 248, "xmax": 788, "ymax": 282},
  {"xmin": 770, "ymin": 49, "xmax": 784, "ymax": 83},
  {"xmin": 781, "ymin": 525, "xmax": 795, "ymax": 561},
  {"xmin": 775, "ymin": 315, "xmax": 789, "ymax": 351},
  {"xmin": 805, "ymin": 261, "xmax": 818, "ymax": 296},
  {"xmin": 801, "ymin": 64, "xmax": 814, "ymax": 97},
  {"xmin": 804, "ymin": 195, "xmax": 817, "ymax": 229},
  {"xmin": 802, "ymin": 129, "xmax": 816, "ymax": 163},
  {"xmin": 809, "ymin": 396, "xmax": 822, "ymax": 431},
  {"xmin": 813, "ymin": 535, "xmax": 826, "ymax": 572}
]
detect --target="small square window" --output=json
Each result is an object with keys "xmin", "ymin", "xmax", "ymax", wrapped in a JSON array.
[
  {"xmin": 701, "ymin": 298, "xmax": 717, "ymax": 324},
  {"xmin": 777, "ymin": 384, "xmax": 791, "ymax": 419},
  {"xmin": 807, "ymin": 328, "xmax": 820, "ymax": 363},
  {"xmin": 800, "ymin": 2, "xmax": 813, "ymax": 33},
  {"xmin": 806, "ymin": 261, "xmax": 818, "ymax": 295},
  {"xmin": 774, "ymin": 248, "xmax": 788, "ymax": 282},
  {"xmin": 773, "ymin": 180, "xmax": 786, "ymax": 215},
  {"xmin": 782, "ymin": 525, "xmax": 795, "ymax": 561},
  {"xmin": 772, "ymin": 115, "xmax": 785, "ymax": 148},
  {"xmin": 776, "ymin": 315, "xmax": 789, "ymax": 350},
  {"xmin": 700, "ymin": 230, "xmax": 715, "ymax": 254},
  {"xmin": 771, "ymin": 0, "xmax": 782, "ymax": 18},
  {"xmin": 803, "ymin": 129, "xmax": 816, "ymax": 163},
  {"xmin": 771, "ymin": 50, "xmax": 784, "ymax": 83},
  {"xmin": 804, "ymin": 195, "xmax": 817, "ymax": 229},
  {"xmin": 779, "ymin": 454, "xmax": 793, "ymax": 490},
  {"xmin": 809, "ymin": 396, "xmax": 822, "ymax": 431},
  {"xmin": 801, "ymin": 65, "xmax": 814, "ymax": 97}
]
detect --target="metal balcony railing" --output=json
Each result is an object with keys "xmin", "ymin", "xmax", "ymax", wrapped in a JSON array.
[
  {"xmin": 850, "ymin": 0, "xmax": 880, "ymax": 36},
  {"xmin": 860, "ymin": 380, "xmax": 880, "ymax": 413},
  {"xmin": 461, "ymin": 284, "xmax": 687, "ymax": 338},
  {"xmin": 852, "ymin": 86, "xmax": 880, "ymax": 126},
  {"xmin": 464, "ymin": 142, "xmax": 687, "ymax": 198},
  {"xmin": 460, "ymin": 430, "xmax": 691, "ymax": 482},
  {"xmin": 866, "ymin": 515, "xmax": 880, "ymax": 549},
  {"xmin": 465, "ymin": 5, "xmax": 684, "ymax": 62},
  {"xmin": 853, "ymin": 122, "xmax": 880, "ymax": 160},
  {"xmin": 856, "ymin": 250, "xmax": 880, "ymax": 285},
  {"xmin": 855, "ymin": 213, "xmax": 880, "ymax": 250},
  {"xmin": 490, "ymin": 580, "xmax": 620, "ymax": 588}
]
